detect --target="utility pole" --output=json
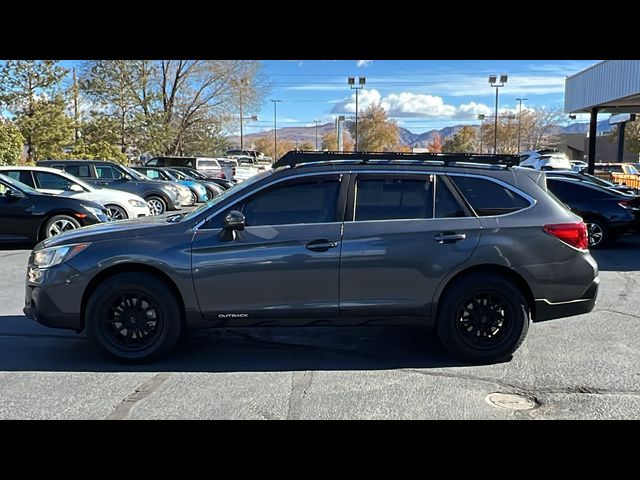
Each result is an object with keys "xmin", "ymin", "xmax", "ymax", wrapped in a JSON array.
[
  {"xmin": 348, "ymin": 77, "xmax": 366, "ymax": 151},
  {"xmin": 314, "ymin": 120, "xmax": 319, "ymax": 151},
  {"xmin": 72, "ymin": 67, "xmax": 80, "ymax": 142},
  {"xmin": 516, "ymin": 97, "xmax": 528, "ymax": 153}
]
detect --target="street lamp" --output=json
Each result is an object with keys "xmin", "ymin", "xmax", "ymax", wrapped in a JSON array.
[
  {"xmin": 235, "ymin": 78, "xmax": 249, "ymax": 151},
  {"xmin": 489, "ymin": 74, "xmax": 508, "ymax": 154},
  {"xmin": 348, "ymin": 76, "xmax": 366, "ymax": 151},
  {"xmin": 270, "ymin": 99, "xmax": 282, "ymax": 159},
  {"xmin": 477, "ymin": 114, "xmax": 486, "ymax": 154},
  {"xmin": 516, "ymin": 97, "xmax": 528, "ymax": 153},
  {"xmin": 239, "ymin": 114, "xmax": 257, "ymax": 152}
]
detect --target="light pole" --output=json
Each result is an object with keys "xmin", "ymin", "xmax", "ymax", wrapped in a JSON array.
[
  {"xmin": 489, "ymin": 74, "xmax": 508, "ymax": 154},
  {"xmin": 477, "ymin": 114, "xmax": 485, "ymax": 154},
  {"xmin": 270, "ymin": 99, "xmax": 282, "ymax": 159},
  {"xmin": 348, "ymin": 76, "xmax": 366, "ymax": 151},
  {"xmin": 235, "ymin": 78, "xmax": 249, "ymax": 151},
  {"xmin": 314, "ymin": 120, "xmax": 320, "ymax": 151},
  {"xmin": 516, "ymin": 97, "xmax": 528, "ymax": 153}
]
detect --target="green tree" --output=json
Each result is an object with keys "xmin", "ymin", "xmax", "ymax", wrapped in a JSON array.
[
  {"xmin": 442, "ymin": 125, "xmax": 476, "ymax": 153},
  {"xmin": 347, "ymin": 103, "xmax": 399, "ymax": 151},
  {"xmin": 62, "ymin": 140, "xmax": 128, "ymax": 164},
  {"xmin": 14, "ymin": 97, "xmax": 74, "ymax": 160},
  {"xmin": 0, "ymin": 60, "xmax": 68, "ymax": 160},
  {"xmin": 0, "ymin": 121, "xmax": 25, "ymax": 165}
]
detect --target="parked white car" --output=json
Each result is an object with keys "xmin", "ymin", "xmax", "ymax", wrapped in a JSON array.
[
  {"xmin": 0, "ymin": 166, "xmax": 150, "ymax": 220},
  {"xmin": 519, "ymin": 149, "xmax": 572, "ymax": 170}
]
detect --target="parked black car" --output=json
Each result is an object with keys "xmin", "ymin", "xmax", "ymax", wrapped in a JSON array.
[
  {"xmin": 25, "ymin": 152, "xmax": 598, "ymax": 364},
  {"xmin": 0, "ymin": 173, "xmax": 109, "ymax": 243},
  {"xmin": 546, "ymin": 177, "xmax": 640, "ymax": 248},
  {"xmin": 37, "ymin": 160, "xmax": 182, "ymax": 216},
  {"xmin": 170, "ymin": 166, "xmax": 235, "ymax": 190},
  {"xmin": 546, "ymin": 170, "xmax": 638, "ymax": 195}
]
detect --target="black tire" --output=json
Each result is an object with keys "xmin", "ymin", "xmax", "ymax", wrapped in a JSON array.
[
  {"xmin": 85, "ymin": 272, "xmax": 182, "ymax": 362},
  {"xmin": 188, "ymin": 190, "xmax": 197, "ymax": 205},
  {"xmin": 584, "ymin": 219, "xmax": 608, "ymax": 249},
  {"xmin": 43, "ymin": 214, "xmax": 81, "ymax": 239},
  {"xmin": 436, "ymin": 272, "xmax": 530, "ymax": 363},
  {"xmin": 104, "ymin": 204, "xmax": 128, "ymax": 221},
  {"xmin": 205, "ymin": 188, "xmax": 215, "ymax": 200},
  {"xmin": 145, "ymin": 195, "xmax": 167, "ymax": 215}
]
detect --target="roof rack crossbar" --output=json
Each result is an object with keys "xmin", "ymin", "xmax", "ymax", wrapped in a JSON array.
[{"xmin": 273, "ymin": 151, "xmax": 519, "ymax": 169}]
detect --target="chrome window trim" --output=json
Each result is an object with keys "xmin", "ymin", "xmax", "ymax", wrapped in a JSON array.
[{"xmin": 192, "ymin": 168, "xmax": 537, "ymax": 231}]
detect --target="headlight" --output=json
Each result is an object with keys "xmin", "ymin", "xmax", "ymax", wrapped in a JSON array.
[
  {"xmin": 33, "ymin": 243, "xmax": 90, "ymax": 268},
  {"xmin": 197, "ymin": 185, "xmax": 206, "ymax": 194},
  {"xmin": 83, "ymin": 205, "xmax": 105, "ymax": 218},
  {"xmin": 128, "ymin": 199, "xmax": 147, "ymax": 208}
]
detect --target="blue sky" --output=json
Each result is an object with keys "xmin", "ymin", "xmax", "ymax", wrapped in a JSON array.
[
  {"xmin": 244, "ymin": 60, "xmax": 599, "ymax": 135},
  {"xmin": 60, "ymin": 60, "xmax": 599, "ymax": 135}
]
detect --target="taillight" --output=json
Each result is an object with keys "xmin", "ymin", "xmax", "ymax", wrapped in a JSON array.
[
  {"xmin": 232, "ymin": 167, "xmax": 236, "ymax": 176},
  {"xmin": 543, "ymin": 222, "xmax": 588, "ymax": 250},
  {"xmin": 217, "ymin": 171, "xmax": 226, "ymax": 179}
]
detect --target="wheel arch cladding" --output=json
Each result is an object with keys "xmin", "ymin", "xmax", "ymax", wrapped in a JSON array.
[
  {"xmin": 435, "ymin": 264, "xmax": 535, "ymax": 321},
  {"xmin": 80, "ymin": 264, "xmax": 186, "ymax": 331}
]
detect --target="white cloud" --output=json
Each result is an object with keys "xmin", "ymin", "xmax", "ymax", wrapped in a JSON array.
[
  {"xmin": 331, "ymin": 89, "xmax": 492, "ymax": 119},
  {"xmin": 356, "ymin": 60, "xmax": 373, "ymax": 68}
]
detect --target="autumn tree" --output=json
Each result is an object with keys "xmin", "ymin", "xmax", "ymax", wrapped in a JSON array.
[
  {"xmin": 297, "ymin": 141, "xmax": 314, "ymax": 151},
  {"xmin": 347, "ymin": 103, "xmax": 399, "ymax": 151},
  {"xmin": 624, "ymin": 119, "xmax": 640, "ymax": 155},
  {"xmin": 427, "ymin": 132, "xmax": 443, "ymax": 153},
  {"xmin": 0, "ymin": 121, "xmax": 25, "ymax": 165},
  {"xmin": 321, "ymin": 130, "xmax": 354, "ymax": 151},
  {"xmin": 0, "ymin": 60, "xmax": 70, "ymax": 160},
  {"xmin": 442, "ymin": 126, "xmax": 476, "ymax": 153},
  {"xmin": 251, "ymin": 136, "xmax": 296, "ymax": 159}
]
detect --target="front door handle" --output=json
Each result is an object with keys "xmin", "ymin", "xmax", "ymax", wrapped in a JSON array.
[
  {"xmin": 305, "ymin": 239, "xmax": 339, "ymax": 252},
  {"xmin": 434, "ymin": 232, "xmax": 467, "ymax": 244}
]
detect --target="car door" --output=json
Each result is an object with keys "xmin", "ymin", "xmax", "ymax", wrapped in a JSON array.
[
  {"xmin": 339, "ymin": 172, "xmax": 482, "ymax": 318},
  {"xmin": 191, "ymin": 173, "xmax": 346, "ymax": 322},
  {"xmin": 0, "ymin": 181, "xmax": 37, "ymax": 242}
]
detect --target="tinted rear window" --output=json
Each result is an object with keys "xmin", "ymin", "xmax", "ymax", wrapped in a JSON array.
[
  {"xmin": 547, "ymin": 179, "xmax": 616, "ymax": 201},
  {"xmin": 355, "ymin": 177, "xmax": 434, "ymax": 221},
  {"xmin": 450, "ymin": 176, "xmax": 530, "ymax": 216},
  {"xmin": 63, "ymin": 164, "xmax": 91, "ymax": 178}
]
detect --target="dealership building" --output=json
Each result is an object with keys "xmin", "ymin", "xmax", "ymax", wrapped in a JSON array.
[{"xmin": 565, "ymin": 60, "xmax": 640, "ymax": 172}]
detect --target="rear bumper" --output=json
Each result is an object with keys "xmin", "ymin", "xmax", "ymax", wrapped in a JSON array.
[{"xmin": 533, "ymin": 276, "xmax": 599, "ymax": 322}]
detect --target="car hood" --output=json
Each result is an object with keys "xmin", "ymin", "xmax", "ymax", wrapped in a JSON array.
[{"xmin": 39, "ymin": 215, "xmax": 174, "ymax": 249}]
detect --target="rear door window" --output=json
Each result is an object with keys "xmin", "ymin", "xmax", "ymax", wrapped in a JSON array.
[
  {"xmin": 450, "ymin": 175, "xmax": 530, "ymax": 216},
  {"xmin": 355, "ymin": 175, "xmax": 434, "ymax": 221},
  {"xmin": 63, "ymin": 164, "xmax": 91, "ymax": 178}
]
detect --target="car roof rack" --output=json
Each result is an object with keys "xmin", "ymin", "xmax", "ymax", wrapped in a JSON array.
[{"xmin": 273, "ymin": 151, "xmax": 519, "ymax": 169}]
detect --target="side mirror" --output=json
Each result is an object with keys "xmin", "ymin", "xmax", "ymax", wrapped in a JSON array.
[
  {"xmin": 122, "ymin": 174, "xmax": 132, "ymax": 181},
  {"xmin": 69, "ymin": 184, "xmax": 83, "ymax": 192},
  {"xmin": 224, "ymin": 210, "xmax": 245, "ymax": 231},
  {"xmin": 5, "ymin": 188, "xmax": 25, "ymax": 199}
]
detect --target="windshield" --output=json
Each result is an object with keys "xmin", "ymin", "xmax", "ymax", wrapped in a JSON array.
[
  {"xmin": 0, "ymin": 173, "xmax": 41, "ymax": 195},
  {"xmin": 168, "ymin": 169, "xmax": 190, "ymax": 180},
  {"xmin": 181, "ymin": 170, "xmax": 272, "ymax": 222},
  {"xmin": 197, "ymin": 160, "xmax": 220, "ymax": 168},
  {"xmin": 122, "ymin": 165, "xmax": 149, "ymax": 181}
]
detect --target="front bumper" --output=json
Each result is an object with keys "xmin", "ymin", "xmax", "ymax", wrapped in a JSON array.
[
  {"xmin": 24, "ymin": 263, "xmax": 84, "ymax": 331},
  {"xmin": 533, "ymin": 276, "xmax": 599, "ymax": 322},
  {"xmin": 126, "ymin": 204, "xmax": 151, "ymax": 218}
]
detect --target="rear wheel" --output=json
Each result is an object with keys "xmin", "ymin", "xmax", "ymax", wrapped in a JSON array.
[
  {"xmin": 105, "ymin": 204, "xmax": 128, "ymax": 221},
  {"xmin": 146, "ymin": 196, "xmax": 166, "ymax": 215},
  {"xmin": 85, "ymin": 272, "xmax": 182, "ymax": 362},
  {"xmin": 436, "ymin": 273, "xmax": 530, "ymax": 363},
  {"xmin": 43, "ymin": 215, "xmax": 81, "ymax": 239},
  {"xmin": 188, "ymin": 190, "xmax": 197, "ymax": 205}
]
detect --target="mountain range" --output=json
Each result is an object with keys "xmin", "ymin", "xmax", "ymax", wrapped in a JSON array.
[{"xmin": 231, "ymin": 120, "xmax": 616, "ymax": 149}]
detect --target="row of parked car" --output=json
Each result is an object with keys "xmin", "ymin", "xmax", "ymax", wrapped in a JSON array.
[{"xmin": 0, "ymin": 159, "xmax": 241, "ymax": 244}]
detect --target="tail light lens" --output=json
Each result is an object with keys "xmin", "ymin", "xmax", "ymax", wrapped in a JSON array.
[
  {"xmin": 543, "ymin": 222, "xmax": 588, "ymax": 250},
  {"xmin": 217, "ymin": 171, "xmax": 226, "ymax": 179},
  {"xmin": 232, "ymin": 167, "xmax": 236, "ymax": 176}
]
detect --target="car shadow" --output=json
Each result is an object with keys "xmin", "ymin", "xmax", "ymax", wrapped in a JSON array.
[
  {"xmin": 591, "ymin": 235, "xmax": 640, "ymax": 271},
  {"xmin": 0, "ymin": 316, "xmax": 492, "ymax": 372}
]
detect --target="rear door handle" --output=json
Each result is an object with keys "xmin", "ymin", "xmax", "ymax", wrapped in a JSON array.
[
  {"xmin": 305, "ymin": 239, "xmax": 339, "ymax": 252},
  {"xmin": 434, "ymin": 232, "xmax": 466, "ymax": 244}
]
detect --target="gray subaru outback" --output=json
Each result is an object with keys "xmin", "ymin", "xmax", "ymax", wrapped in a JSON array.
[{"xmin": 24, "ymin": 151, "xmax": 599, "ymax": 363}]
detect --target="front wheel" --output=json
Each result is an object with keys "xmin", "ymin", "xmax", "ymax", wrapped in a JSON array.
[
  {"xmin": 43, "ymin": 215, "xmax": 81, "ymax": 239},
  {"xmin": 436, "ymin": 273, "xmax": 530, "ymax": 363},
  {"xmin": 146, "ymin": 196, "xmax": 167, "ymax": 215},
  {"xmin": 105, "ymin": 204, "xmax": 128, "ymax": 221},
  {"xmin": 85, "ymin": 273, "xmax": 182, "ymax": 362}
]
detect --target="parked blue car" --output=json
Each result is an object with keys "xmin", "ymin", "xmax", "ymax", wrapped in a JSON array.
[{"xmin": 133, "ymin": 167, "xmax": 208, "ymax": 204}]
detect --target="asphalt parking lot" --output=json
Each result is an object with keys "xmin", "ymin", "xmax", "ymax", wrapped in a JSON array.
[{"xmin": 1, "ymin": 237, "xmax": 639, "ymax": 419}]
